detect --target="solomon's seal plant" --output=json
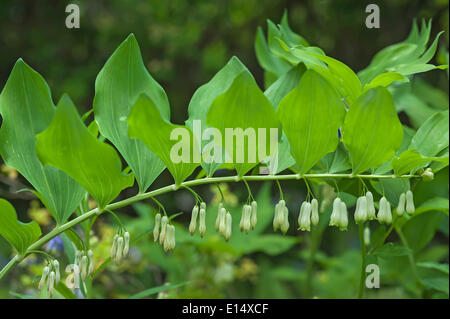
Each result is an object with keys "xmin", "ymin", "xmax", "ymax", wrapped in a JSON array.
[{"xmin": 0, "ymin": 12, "xmax": 448, "ymax": 299}]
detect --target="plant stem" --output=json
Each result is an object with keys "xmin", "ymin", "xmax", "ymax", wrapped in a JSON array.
[
  {"xmin": 357, "ymin": 223, "xmax": 367, "ymax": 299},
  {"xmin": 0, "ymin": 173, "xmax": 418, "ymax": 281}
]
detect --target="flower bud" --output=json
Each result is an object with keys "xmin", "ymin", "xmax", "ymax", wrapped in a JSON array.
[
  {"xmin": 298, "ymin": 201, "xmax": 307, "ymax": 226},
  {"xmin": 239, "ymin": 205, "xmax": 246, "ymax": 232},
  {"xmin": 219, "ymin": 207, "xmax": 227, "ymax": 235},
  {"xmin": 123, "ymin": 232, "xmax": 130, "ymax": 257},
  {"xmin": 200, "ymin": 202, "xmax": 206, "ymax": 210},
  {"xmin": 38, "ymin": 266, "xmax": 49, "ymax": 290},
  {"xmin": 311, "ymin": 198, "xmax": 319, "ymax": 226},
  {"xmin": 199, "ymin": 208, "xmax": 206, "ymax": 238},
  {"xmin": 365, "ymin": 192, "xmax": 376, "ymax": 220},
  {"xmin": 299, "ymin": 202, "xmax": 311, "ymax": 231},
  {"xmin": 354, "ymin": 196, "xmax": 368, "ymax": 224},
  {"xmin": 243, "ymin": 205, "xmax": 252, "ymax": 234},
  {"xmin": 406, "ymin": 190, "xmax": 415, "ymax": 215},
  {"xmin": 364, "ymin": 226, "xmax": 371, "ymax": 246},
  {"xmin": 81, "ymin": 255, "xmax": 88, "ymax": 280},
  {"xmin": 250, "ymin": 201, "xmax": 258, "ymax": 229},
  {"xmin": 215, "ymin": 203, "xmax": 223, "ymax": 231},
  {"xmin": 329, "ymin": 198, "xmax": 341, "ymax": 227},
  {"xmin": 115, "ymin": 236, "xmax": 124, "ymax": 264},
  {"xmin": 159, "ymin": 216, "xmax": 169, "ymax": 245},
  {"xmin": 280, "ymin": 206, "xmax": 290, "ymax": 234},
  {"xmin": 396, "ymin": 193, "xmax": 406, "ymax": 216},
  {"xmin": 48, "ymin": 271, "xmax": 55, "ymax": 298},
  {"xmin": 88, "ymin": 250, "xmax": 94, "ymax": 275},
  {"xmin": 189, "ymin": 205, "xmax": 199, "ymax": 235},
  {"xmin": 110, "ymin": 234, "xmax": 118, "ymax": 260},
  {"xmin": 153, "ymin": 213, "xmax": 161, "ymax": 242},
  {"xmin": 273, "ymin": 200, "xmax": 285, "ymax": 231},
  {"xmin": 339, "ymin": 201, "xmax": 348, "ymax": 231},
  {"xmin": 224, "ymin": 212, "xmax": 232, "ymax": 241},
  {"xmin": 53, "ymin": 260, "xmax": 60, "ymax": 284},
  {"xmin": 377, "ymin": 197, "xmax": 392, "ymax": 224},
  {"xmin": 421, "ymin": 168, "xmax": 434, "ymax": 181}
]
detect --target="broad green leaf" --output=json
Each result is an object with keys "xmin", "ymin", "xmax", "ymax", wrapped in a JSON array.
[
  {"xmin": 128, "ymin": 94, "xmax": 199, "ymax": 185},
  {"xmin": 264, "ymin": 64, "xmax": 306, "ymax": 173},
  {"xmin": 36, "ymin": 95, "xmax": 134, "ymax": 209},
  {"xmin": 186, "ymin": 56, "xmax": 247, "ymax": 176},
  {"xmin": 374, "ymin": 243, "xmax": 412, "ymax": 258},
  {"xmin": 206, "ymin": 71, "xmax": 279, "ymax": 176},
  {"xmin": 317, "ymin": 142, "xmax": 351, "ymax": 174},
  {"xmin": 414, "ymin": 197, "xmax": 449, "ymax": 216},
  {"xmin": 0, "ymin": 59, "xmax": 85, "ymax": 224},
  {"xmin": 277, "ymin": 70, "xmax": 345, "ymax": 174},
  {"xmin": 409, "ymin": 111, "xmax": 449, "ymax": 157},
  {"xmin": 0, "ymin": 198, "xmax": 41, "ymax": 254},
  {"xmin": 342, "ymin": 87, "xmax": 403, "ymax": 174},
  {"xmin": 129, "ymin": 281, "xmax": 190, "ymax": 299},
  {"xmin": 290, "ymin": 49, "xmax": 362, "ymax": 106},
  {"xmin": 393, "ymin": 149, "xmax": 449, "ymax": 175},
  {"xmin": 94, "ymin": 34, "xmax": 168, "ymax": 192},
  {"xmin": 363, "ymin": 72, "xmax": 406, "ymax": 92}
]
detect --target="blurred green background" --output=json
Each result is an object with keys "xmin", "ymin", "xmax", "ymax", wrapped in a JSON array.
[{"xmin": 0, "ymin": 0, "xmax": 448, "ymax": 299}]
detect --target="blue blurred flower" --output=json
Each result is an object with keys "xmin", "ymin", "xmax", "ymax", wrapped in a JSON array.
[{"xmin": 46, "ymin": 235, "xmax": 64, "ymax": 253}]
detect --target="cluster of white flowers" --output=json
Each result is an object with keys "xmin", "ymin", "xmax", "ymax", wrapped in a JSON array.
[
  {"xmin": 189, "ymin": 202, "xmax": 207, "ymax": 237},
  {"xmin": 75, "ymin": 249, "xmax": 94, "ymax": 280},
  {"xmin": 110, "ymin": 231, "xmax": 130, "ymax": 264},
  {"xmin": 240, "ymin": 201, "xmax": 257, "ymax": 233},
  {"xmin": 273, "ymin": 200, "xmax": 289, "ymax": 234},
  {"xmin": 38, "ymin": 259, "xmax": 60, "ymax": 298},
  {"xmin": 354, "ymin": 192, "xmax": 377, "ymax": 224},
  {"xmin": 216, "ymin": 203, "xmax": 233, "ymax": 241},
  {"xmin": 153, "ymin": 214, "xmax": 176, "ymax": 251},
  {"xmin": 298, "ymin": 198, "xmax": 319, "ymax": 231}
]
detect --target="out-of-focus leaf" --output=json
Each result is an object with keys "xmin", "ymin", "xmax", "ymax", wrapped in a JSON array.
[
  {"xmin": 128, "ymin": 94, "xmax": 199, "ymax": 185},
  {"xmin": 414, "ymin": 197, "xmax": 449, "ymax": 216},
  {"xmin": 129, "ymin": 281, "xmax": 190, "ymax": 299},
  {"xmin": 417, "ymin": 262, "xmax": 449, "ymax": 275},
  {"xmin": 0, "ymin": 59, "xmax": 85, "ymax": 224},
  {"xmin": 36, "ymin": 95, "xmax": 134, "ymax": 209},
  {"xmin": 402, "ymin": 211, "xmax": 444, "ymax": 253},
  {"xmin": 342, "ymin": 87, "xmax": 403, "ymax": 174},
  {"xmin": 186, "ymin": 56, "xmax": 247, "ymax": 176},
  {"xmin": 374, "ymin": 243, "xmax": 412, "ymax": 258},
  {"xmin": 421, "ymin": 277, "xmax": 449, "ymax": 295},
  {"xmin": 409, "ymin": 111, "xmax": 449, "ymax": 157},
  {"xmin": 277, "ymin": 70, "xmax": 345, "ymax": 174},
  {"xmin": 207, "ymin": 71, "xmax": 278, "ymax": 176},
  {"xmin": 0, "ymin": 198, "xmax": 41, "ymax": 254},
  {"xmin": 94, "ymin": 34, "xmax": 168, "ymax": 192}
]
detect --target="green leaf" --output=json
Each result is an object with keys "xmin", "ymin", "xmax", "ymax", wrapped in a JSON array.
[
  {"xmin": 264, "ymin": 64, "xmax": 306, "ymax": 173},
  {"xmin": 36, "ymin": 95, "xmax": 134, "ymax": 209},
  {"xmin": 94, "ymin": 34, "xmax": 168, "ymax": 192},
  {"xmin": 277, "ymin": 70, "xmax": 345, "ymax": 174},
  {"xmin": 317, "ymin": 142, "xmax": 351, "ymax": 173},
  {"xmin": 393, "ymin": 149, "xmax": 449, "ymax": 175},
  {"xmin": 0, "ymin": 59, "xmax": 85, "ymax": 224},
  {"xmin": 206, "ymin": 71, "xmax": 279, "ymax": 176},
  {"xmin": 414, "ymin": 197, "xmax": 449, "ymax": 216},
  {"xmin": 363, "ymin": 72, "xmax": 406, "ymax": 92},
  {"xmin": 409, "ymin": 111, "xmax": 449, "ymax": 157},
  {"xmin": 421, "ymin": 277, "xmax": 449, "ymax": 295},
  {"xmin": 290, "ymin": 50, "xmax": 362, "ymax": 106},
  {"xmin": 402, "ymin": 211, "xmax": 444, "ymax": 253},
  {"xmin": 0, "ymin": 198, "xmax": 41, "ymax": 254},
  {"xmin": 342, "ymin": 87, "xmax": 403, "ymax": 174},
  {"xmin": 129, "ymin": 281, "xmax": 189, "ymax": 299},
  {"xmin": 128, "ymin": 94, "xmax": 199, "ymax": 185},
  {"xmin": 186, "ymin": 56, "xmax": 247, "ymax": 176},
  {"xmin": 374, "ymin": 243, "xmax": 412, "ymax": 258},
  {"xmin": 417, "ymin": 262, "xmax": 449, "ymax": 275}
]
